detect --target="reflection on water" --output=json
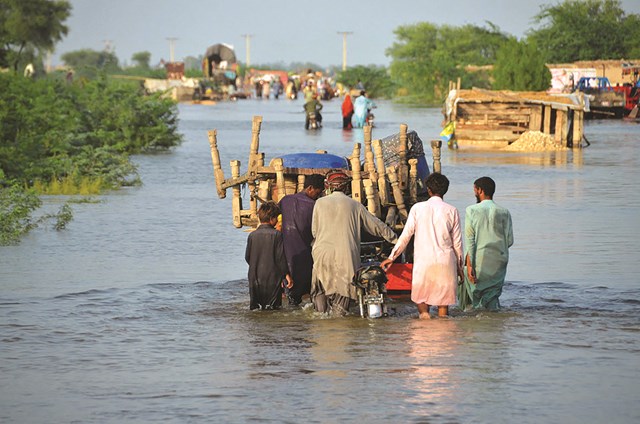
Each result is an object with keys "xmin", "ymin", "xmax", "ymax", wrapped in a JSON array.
[
  {"xmin": 449, "ymin": 148, "xmax": 584, "ymax": 167},
  {"xmin": 351, "ymin": 128, "xmax": 366, "ymax": 143},
  {"xmin": 308, "ymin": 319, "xmax": 352, "ymax": 378},
  {"xmin": 405, "ymin": 319, "xmax": 459, "ymax": 415}
]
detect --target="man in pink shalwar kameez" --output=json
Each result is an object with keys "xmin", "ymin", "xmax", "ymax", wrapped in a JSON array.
[{"xmin": 381, "ymin": 173, "xmax": 463, "ymax": 318}]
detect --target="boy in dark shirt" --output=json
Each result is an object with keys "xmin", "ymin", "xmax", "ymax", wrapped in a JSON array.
[{"xmin": 245, "ymin": 201, "xmax": 293, "ymax": 310}]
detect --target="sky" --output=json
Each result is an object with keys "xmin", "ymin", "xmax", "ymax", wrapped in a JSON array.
[{"xmin": 52, "ymin": 0, "xmax": 640, "ymax": 69}]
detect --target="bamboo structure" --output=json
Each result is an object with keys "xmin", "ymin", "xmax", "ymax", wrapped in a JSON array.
[
  {"xmin": 247, "ymin": 117, "xmax": 262, "ymax": 214},
  {"xmin": 387, "ymin": 166, "xmax": 408, "ymax": 220},
  {"xmin": 207, "ymin": 116, "xmax": 441, "ymax": 231},
  {"xmin": 372, "ymin": 139, "xmax": 389, "ymax": 206},
  {"xmin": 349, "ymin": 143, "xmax": 363, "ymax": 203},
  {"xmin": 273, "ymin": 158, "xmax": 286, "ymax": 202},
  {"xmin": 230, "ymin": 160, "xmax": 242, "ymax": 228},
  {"xmin": 444, "ymin": 88, "xmax": 586, "ymax": 148},
  {"xmin": 408, "ymin": 158, "xmax": 418, "ymax": 206},
  {"xmin": 297, "ymin": 175, "xmax": 306, "ymax": 192},
  {"xmin": 207, "ymin": 130, "xmax": 226, "ymax": 199},
  {"xmin": 398, "ymin": 124, "xmax": 409, "ymax": 190},
  {"xmin": 363, "ymin": 126, "xmax": 377, "ymax": 184},
  {"xmin": 431, "ymin": 140, "xmax": 442, "ymax": 174},
  {"xmin": 363, "ymin": 179, "xmax": 378, "ymax": 217},
  {"xmin": 362, "ymin": 125, "xmax": 380, "ymax": 216}
]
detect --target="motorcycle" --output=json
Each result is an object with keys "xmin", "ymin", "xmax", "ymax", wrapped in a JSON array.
[
  {"xmin": 352, "ymin": 241, "xmax": 389, "ymax": 318},
  {"xmin": 307, "ymin": 111, "xmax": 321, "ymax": 130}
]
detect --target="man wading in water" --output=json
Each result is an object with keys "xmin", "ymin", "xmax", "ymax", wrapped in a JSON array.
[
  {"xmin": 458, "ymin": 176, "xmax": 513, "ymax": 311},
  {"xmin": 381, "ymin": 173, "xmax": 463, "ymax": 318},
  {"xmin": 278, "ymin": 174, "xmax": 325, "ymax": 306}
]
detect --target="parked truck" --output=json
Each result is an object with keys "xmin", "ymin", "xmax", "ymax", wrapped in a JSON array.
[
  {"xmin": 573, "ymin": 76, "xmax": 626, "ymax": 118},
  {"xmin": 615, "ymin": 63, "xmax": 640, "ymax": 118}
]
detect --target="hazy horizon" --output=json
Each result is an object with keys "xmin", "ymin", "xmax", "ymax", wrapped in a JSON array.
[{"xmin": 52, "ymin": 0, "xmax": 640, "ymax": 69}]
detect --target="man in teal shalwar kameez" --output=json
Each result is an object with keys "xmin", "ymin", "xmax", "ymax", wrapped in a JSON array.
[{"xmin": 459, "ymin": 177, "xmax": 513, "ymax": 311}]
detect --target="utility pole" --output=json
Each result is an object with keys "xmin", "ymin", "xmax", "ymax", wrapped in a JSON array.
[
  {"xmin": 337, "ymin": 31, "xmax": 353, "ymax": 71},
  {"xmin": 166, "ymin": 37, "xmax": 178, "ymax": 63},
  {"xmin": 101, "ymin": 39, "xmax": 114, "ymax": 53},
  {"xmin": 241, "ymin": 34, "xmax": 253, "ymax": 67}
]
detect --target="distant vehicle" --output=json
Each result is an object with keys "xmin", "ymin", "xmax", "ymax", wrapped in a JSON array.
[
  {"xmin": 307, "ymin": 111, "xmax": 320, "ymax": 130},
  {"xmin": 615, "ymin": 64, "xmax": 640, "ymax": 117},
  {"xmin": 573, "ymin": 77, "xmax": 625, "ymax": 118}
]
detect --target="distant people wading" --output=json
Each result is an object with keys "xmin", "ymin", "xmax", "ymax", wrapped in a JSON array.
[
  {"xmin": 341, "ymin": 94, "xmax": 354, "ymax": 129},
  {"xmin": 352, "ymin": 91, "xmax": 374, "ymax": 128},
  {"xmin": 304, "ymin": 93, "xmax": 323, "ymax": 129}
]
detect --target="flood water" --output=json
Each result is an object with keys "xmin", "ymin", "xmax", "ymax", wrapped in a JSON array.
[{"xmin": 1, "ymin": 98, "xmax": 639, "ymax": 423}]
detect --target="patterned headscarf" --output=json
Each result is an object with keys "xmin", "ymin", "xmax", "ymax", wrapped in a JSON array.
[{"xmin": 325, "ymin": 169, "xmax": 351, "ymax": 192}]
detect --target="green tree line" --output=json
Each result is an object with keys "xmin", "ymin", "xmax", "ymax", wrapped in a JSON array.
[
  {"xmin": 0, "ymin": 0, "xmax": 70, "ymax": 72},
  {"xmin": 383, "ymin": 0, "xmax": 639, "ymax": 103},
  {"xmin": 1, "ymin": 0, "xmax": 183, "ymax": 244},
  {"xmin": 0, "ymin": 73, "xmax": 181, "ymax": 186},
  {"xmin": 0, "ymin": 72, "xmax": 181, "ymax": 243}
]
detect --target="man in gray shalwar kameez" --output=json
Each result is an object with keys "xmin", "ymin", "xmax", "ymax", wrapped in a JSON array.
[{"xmin": 310, "ymin": 171, "xmax": 398, "ymax": 315}]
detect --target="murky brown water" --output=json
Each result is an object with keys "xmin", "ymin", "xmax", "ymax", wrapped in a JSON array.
[{"xmin": 1, "ymin": 99, "xmax": 639, "ymax": 423}]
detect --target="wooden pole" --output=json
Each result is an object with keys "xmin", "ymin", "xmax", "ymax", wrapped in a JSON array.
[
  {"xmin": 572, "ymin": 110, "xmax": 583, "ymax": 148},
  {"xmin": 249, "ymin": 153, "xmax": 265, "ymax": 219},
  {"xmin": 258, "ymin": 180, "xmax": 270, "ymax": 202},
  {"xmin": 398, "ymin": 123, "xmax": 409, "ymax": 190},
  {"xmin": 430, "ymin": 140, "xmax": 442, "ymax": 174},
  {"xmin": 543, "ymin": 105, "xmax": 552, "ymax": 134},
  {"xmin": 363, "ymin": 179, "xmax": 378, "ymax": 217},
  {"xmin": 408, "ymin": 158, "xmax": 418, "ymax": 206},
  {"xmin": 350, "ymin": 143, "xmax": 363, "ymax": 203},
  {"xmin": 230, "ymin": 160, "xmax": 242, "ymax": 228},
  {"xmin": 560, "ymin": 109, "xmax": 568, "ymax": 147},
  {"xmin": 555, "ymin": 109, "xmax": 567, "ymax": 146},
  {"xmin": 297, "ymin": 175, "xmax": 305, "ymax": 192},
  {"xmin": 273, "ymin": 158, "xmax": 286, "ymax": 202},
  {"xmin": 250, "ymin": 116, "xmax": 263, "ymax": 165},
  {"xmin": 208, "ymin": 129, "xmax": 227, "ymax": 199},
  {"xmin": 387, "ymin": 166, "xmax": 407, "ymax": 220},
  {"xmin": 372, "ymin": 139, "xmax": 388, "ymax": 205},
  {"xmin": 247, "ymin": 116, "xmax": 263, "ymax": 214},
  {"xmin": 363, "ymin": 129, "xmax": 377, "ymax": 189},
  {"xmin": 529, "ymin": 106, "xmax": 542, "ymax": 131},
  {"xmin": 364, "ymin": 124, "xmax": 372, "ymax": 145}
]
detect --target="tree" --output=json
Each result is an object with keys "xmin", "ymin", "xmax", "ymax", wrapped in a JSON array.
[
  {"xmin": 493, "ymin": 38, "xmax": 551, "ymax": 91},
  {"xmin": 527, "ymin": 0, "xmax": 637, "ymax": 63},
  {"xmin": 386, "ymin": 22, "xmax": 508, "ymax": 103},
  {"xmin": 621, "ymin": 13, "xmax": 640, "ymax": 59},
  {"xmin": 0, "ymin": 71, "xmax": 181, "ymax": 187},
  {"xmin": 336, "ymin": 65, "xmax": 395, "ymax": 98},
  {"xmin": 183, "ymin": 55, "xmax": 203, "ymax": 71},
  {"xmin": 0, "ymin": 0, "xmax": 70, "ymax": 71},
  {"xmin": 61, "ymin": 49, "xmax": 120, "ymax": 78},
  {"xmin": 131, "ymin": 51, "xmax": 151, "ymax": 69}
]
